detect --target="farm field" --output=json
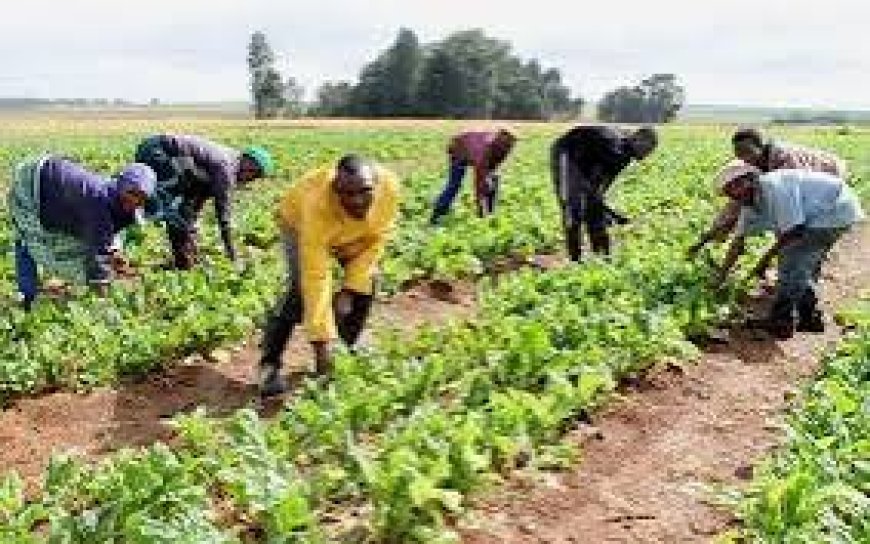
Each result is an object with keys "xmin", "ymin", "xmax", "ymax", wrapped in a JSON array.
[
  {"xmin": 727, "ymin": 302, "xmax": 870, "ymax": 543},
  {"xmin": 1, "ymin": 118, "xmax": 869, "ymax": 543}
]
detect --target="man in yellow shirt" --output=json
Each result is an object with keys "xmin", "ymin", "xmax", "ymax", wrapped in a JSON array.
[{"xmin": 259, "ymin": 154, "xmax": 400, "ymax": 396}]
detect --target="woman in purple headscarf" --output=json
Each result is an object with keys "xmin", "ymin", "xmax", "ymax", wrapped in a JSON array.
[{"xmin": 7, "ymin": 155, "xmax": 156, "ymax": 310}]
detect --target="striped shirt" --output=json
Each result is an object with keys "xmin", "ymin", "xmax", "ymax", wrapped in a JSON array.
[{"xmin": 764, "ymin": 140, "xmax": 846, "ymax": 177}]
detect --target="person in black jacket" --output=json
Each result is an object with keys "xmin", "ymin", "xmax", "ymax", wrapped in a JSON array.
[{"xmin": 551, "ymin": 125, "xmax": 658, "ymax": 261}]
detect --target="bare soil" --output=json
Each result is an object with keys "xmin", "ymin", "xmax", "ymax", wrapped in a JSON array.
[
  {"xmin": 461, "ymin": 223, "xmax": 870, "ymax": 544},
  {"xmin": 0, "ymin": 281, "xmax": 477, "ymax": 494}
]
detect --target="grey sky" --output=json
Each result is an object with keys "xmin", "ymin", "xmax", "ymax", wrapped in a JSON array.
[{"xmin": 0, "ymin": 0, "xmax": 867, "ymax": 108}]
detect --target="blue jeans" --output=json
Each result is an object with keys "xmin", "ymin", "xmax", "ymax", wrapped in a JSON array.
[
  {"xmin": 431, "ymin": 158, "xmax": 468, "ymax": 221},
  {"xmin": 776, "ymin": 228, "xmax": 845, "ymax": 307},
  {"xmin": 15, "ymin": 240, "xmax": 38, "ymax": 309}
]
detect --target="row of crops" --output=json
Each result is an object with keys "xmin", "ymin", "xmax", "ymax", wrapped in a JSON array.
[
  {"xmin": 0, "ymin": 123, "xmax": 738, "ymax": 401},
  {"xmin": 1, "ymin": 122, "xmax": 869, "ymax": 542},
  {"xmin": 0, "ymin": 223, "xmax": 735, "ymax": 542},
  {"xmin": 725, "ymin": 301, "xmax": 869, "ymax": 543}
]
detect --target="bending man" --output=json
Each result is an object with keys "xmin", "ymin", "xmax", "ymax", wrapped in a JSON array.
[
  {"xmin": 551, "ymin": 125, "xmax": 658, "ymax": 261},
  {"xmin": 689, "ymin": 128, "xmax": 846, "ymax": 268},
  {"xmin": 430, "ymin": 128, "xmax": 516, "ymax": 224},
  {"xmin": 259, "ymin": 155, "xmax": 400, "ymax": 396},
  {"xmin": 135, "ymin": 134, "xmax": 274, "ymax": 269},
  {"xmin": 8, "ymin": 155, "xmax": 156, "ymax": 310},
  {"xmin": 714, "ymin": 163, "xmax": 863, "ymax": 339}
]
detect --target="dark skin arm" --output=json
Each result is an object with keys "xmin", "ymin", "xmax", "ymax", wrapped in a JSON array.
[
  {"xmin": 688, "ymin": 202, "xmax": 741, "ymax": 257},
  {"xmin": 713, "ymin": 234, "xmax": 746, "ymax": 285},
  {"xmin": 750, "ymin": 244, "xmax": 778, "ymax": 279},
  {"xmin": 473, "ymin": 142, "xmax": 511, "ymax": 217},
  {"xmin": 749, "ymin": 226, "xmax": 805, "ymax": 279},
  {"xmin": 311, "ymin": 289, "xmax": 360, "ymax": 376},
  {"xmin": 715, "ymin": 226, "xmax": 804, "ymax": 285}
]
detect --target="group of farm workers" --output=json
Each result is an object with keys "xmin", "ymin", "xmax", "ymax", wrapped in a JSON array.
[{"xmin": 7, "ymin": 125, "xmax": 863, "ymax": 396}]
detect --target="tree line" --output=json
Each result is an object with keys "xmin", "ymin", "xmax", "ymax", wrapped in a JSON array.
[{"xmin": 248, "ymin": 29, "xmax": 684, "ymax": 122}]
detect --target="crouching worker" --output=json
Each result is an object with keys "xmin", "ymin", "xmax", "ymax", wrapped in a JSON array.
[
  {"xmin": 551, "ymin": 125, "xmax": 658, "ymax": 261},
  {"xmin": 135, "ymin": 134, "xmax": 274, "ymax": 269},
  {"xmin": 8, "ymin": 155, "xmax": 156, "ymax": 310},
  {"xmin": 714, "ymin": 163, "xmax": 864, "ymax": 339},
  {"xmin": 258, "ymin": 155, "xmax": 400, "ymax": 396},
  {"xmin": 430, "ymin": 128, "xmax": 516, "ymax": 224}
]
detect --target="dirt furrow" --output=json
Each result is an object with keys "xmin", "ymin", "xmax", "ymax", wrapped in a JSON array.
[{"xmin": 462, "ymin": 224, "xmax": 870, "ymax": 544}]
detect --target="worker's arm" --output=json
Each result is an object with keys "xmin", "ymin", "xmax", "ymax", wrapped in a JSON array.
[
  {"xmin": 688, "ymin": 200, "xmax": 742, "ymax": 256},
  {"xmin": 82, "ymin": 207, "xmax": 119, "ymax": 293},
  {"xmin": 190, "ymin": 139, "xmax": 238, "ymax": 261},
  {"xmin": 748, "ymin": 225, "xmax": 804, "ymax": 277},
  {"xmin": 472, "ymin": 162, "xmax": 489, "ymax": 217},
  {"xmin": 750, "ymin": 244, "xmax": 778, "ymax": 279},
  {"xmin": 714, "ymin": 234, "xmax": 747, "ymax": 286},
  {"xmin": 344, "ymin": 177, "xmax": 399, "ymax": 292},
  {"xmin": 773, "ymin": 225, "xmax": 806, "ymax": 251},
  {"xmin": 213, "ymin": 188, "xmax": 236, "ymax": 261}
]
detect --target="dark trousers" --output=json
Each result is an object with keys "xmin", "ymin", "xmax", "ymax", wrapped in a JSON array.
[
  {"xmin": 166, "ymin": 194, "xmax": 207, "ymax": 270},
  {"xmin": 261, "ymin": 233, "xmax": 374, "ymax": 367},
  {"xmin": 551, "ymin": 149, "xmax": 610, "ymax": 261},
  {"xmin": 770, "ymin": 228, "xmax": 845, "ymax": 325}
]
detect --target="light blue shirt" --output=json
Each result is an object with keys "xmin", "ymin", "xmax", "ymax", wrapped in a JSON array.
[{"xmin": 736, "ymin": 169, "xmax": 864, "ymax": 236}]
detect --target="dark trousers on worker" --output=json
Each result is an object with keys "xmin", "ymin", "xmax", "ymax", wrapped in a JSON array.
[
  {"xmin": 260, "ymin": 233, "xmax": 374, "ymax": 367},
  {"xmin": 551, "ymin": 149, "xmax": 610, "ymax": 261},
  {"xmin": 768, "ymin": 227, "xmax": 845, "ymax": 334},
  {"xmin": 165, "ymin": 194, "xmax": 207, "ymax": 270},
  {"xmin": 431, "ymin": 156, "xmax": 499, "ymax": 223}
]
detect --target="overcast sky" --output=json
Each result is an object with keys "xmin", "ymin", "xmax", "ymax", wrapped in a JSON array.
[{"xmin": 0, "ymin": 0, "xmax": 867, "ymax": 109}]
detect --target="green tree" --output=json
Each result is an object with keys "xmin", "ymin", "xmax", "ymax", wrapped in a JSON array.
[
  {"xmin": 493, "ymin": 58, "xmax": 545, "ymax": 119},
  {"xmin": 283, "ymin": 76, "xmax": 305, "ymax": 118},
  {"xmin": 598, "ymin": 74, "xmax": 684, "ymax": 123},
  {"xmin": 385, "ymin": 28, "xmax": 424, "ymax": 116},
  {"xmin": 348, "ymin": 28, "xmax": 423, "ymax": 116},
  {"xmin": 415, "ymin": 48, "xmax": 465, "ymax": 117},
  {"xmin": 247, "ymin": 31, "xmax": 285, "ymax": 119},
  {"xmin": 313, "ymin": 81, "xmax": 354, "ymax": 116},
  {"xmin": 423, "ymin": 30, "xmax": 511, "ymax": 118},
  {"xmin": 318, "ymin": 28, "xmax": 583, "ymax": 120},
  {"xmin": 639, "ymin": 73, "xmax": 685, "ymax": 123}
]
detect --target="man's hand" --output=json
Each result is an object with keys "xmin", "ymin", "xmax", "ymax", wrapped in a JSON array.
[
  {"xmin": 232, "ymin": 258, "xmax": 247, "ymax": 274},
  {"xmin": 334, "ymin": 289, "xmax": 354, "ymax": 318},
  {"xmin": 312, "ymin": 341, "xmax": 333, "ymax": 376},
  {"xmin": 604, "ymin": 206, "xmax": 630, "ymax": 226}
]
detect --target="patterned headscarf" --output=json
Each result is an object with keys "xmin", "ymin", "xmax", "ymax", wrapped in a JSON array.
[{"xmin": 717, "ymin": 160, "xmax": 759, "ymax": 193}]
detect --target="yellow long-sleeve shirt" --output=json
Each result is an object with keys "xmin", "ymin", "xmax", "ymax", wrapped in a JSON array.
[{"xmin": 277, "ymin": 165, "xmax": 400, "ymax": 341}]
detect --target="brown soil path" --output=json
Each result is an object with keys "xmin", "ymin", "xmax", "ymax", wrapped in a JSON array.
[
  {"xmin": 0, "ymin": 281, "xmax": 477, "ymax": 494},
  {"xmin": 461, "ymin": 224, "xmax": 870, "ymax": 544}
]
